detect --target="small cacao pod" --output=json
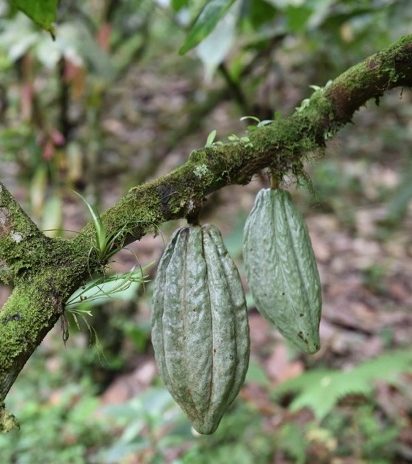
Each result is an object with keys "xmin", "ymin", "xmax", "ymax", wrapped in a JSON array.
[
  {"xmin": 243, "ymin": 188, "xmax": 322, "ymax": 353},
  {"xmin": 152, "ymin": 224, "xmax": 250, "ymax": 434}
]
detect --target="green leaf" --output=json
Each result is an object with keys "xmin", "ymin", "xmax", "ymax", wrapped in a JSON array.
[
  {"xmin": 171, "ymin": 0, "xmax": 189, "ymax": 12},
  {"xmin": 74, "ymin": 191, "xmax": 106, "ymax": 254},
  {"xmin": 205, "ymin": 129, "xmax": 217, "ymax": 146},
  {"xmin": 278, "ymin": 423, "xmax": 306, "ymax": 464},
  {"xmin": 11, "ymin": 0, "xmax": 59, "ymax": 35},
  {"xmin": 245, "ymin": 0, "xmax": 277, "ymax": 29},
  {"xmin": 245, "ymin": 360, "xmax": 270, "ymax": 387},
  {"xmin": 196, "ymin": 0, "xmax": 239, "ymax": 79},
  {"xmin": 240, "ymin": 115, "xmax": 261, "ymax": 124},
  {"xmin": 42, "ymin": 194, "xmax": 63, "ymax": 238},
  {"xmin": 285, "ymin": 5, "xmax": 313, "ymax": 33},
  {"xmin": 273, "ymin": 350, "xmax": 412, "ymax": 421},
  {"xmin": 66, "ymin": 269, "xmax": 147, "ymax": 309},
  {"xmin": 179, "ymin": 0, "xmax": 236, "ymax": 55},
  {"xmin": 257, "ymin": 120, "xmax": 273, "ymax": 127}
]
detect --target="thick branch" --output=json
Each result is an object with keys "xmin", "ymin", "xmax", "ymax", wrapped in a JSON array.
[
  {"xmin": 0, "ymin": 183, "xmax": 50, "ymax": 285},
  {"xmin": 0, "ymin": 35, "xmax": 411, "ymax": 428},
  {"xmin": 0, "ymin": 191, "xmax": 95, "ymax": 408}
]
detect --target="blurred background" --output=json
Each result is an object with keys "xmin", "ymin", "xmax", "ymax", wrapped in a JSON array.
[{"xmin": 0, "ymin": 0, "xmax": 412, "ymax": 462}]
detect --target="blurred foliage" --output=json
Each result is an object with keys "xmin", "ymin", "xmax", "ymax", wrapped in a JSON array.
[
  {"xmin": 178, "ymin": 0, "xmax": 236, "ymax": 54},
  {"xmin": 0, "ymin": 354, "xmax": 110, "ymax": 463},
  {"xmin": 0, "ymin": 0, "xmax": 154, "ymax": 231},
  {"xmin": 1, "ymin": 347, "xmax": 411, "ymax": 463},
  {"xmin": 273, "ymin": 349, "xmax": 412, "ymax": 420}
]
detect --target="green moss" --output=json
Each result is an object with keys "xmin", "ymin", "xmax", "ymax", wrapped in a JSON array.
[{"xmin": 0, "ymin": 236, "xmax": 99, "ymax": 401}]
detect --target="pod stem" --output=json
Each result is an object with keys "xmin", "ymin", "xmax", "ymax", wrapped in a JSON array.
[
  {"xmin": 270, "ymin": 171, "xmax": 281, "ymax": 190},
  {"xmin": 186, "ymin": 201, "xmax": 202, "ymax": 226}
]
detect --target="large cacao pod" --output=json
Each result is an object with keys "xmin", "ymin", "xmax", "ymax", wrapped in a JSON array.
[
  {"xmin": 152, "ymin": 224, "xmax": 250, "ymax": 434},
  {"xmin": 243, "ymin": 188, "xmax": 321, "ymax": 353}
]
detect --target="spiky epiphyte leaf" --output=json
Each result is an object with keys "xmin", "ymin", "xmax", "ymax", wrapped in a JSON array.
[{"xmin": 65, "ymin": 269, "xmax": 148, "ymax": 310}]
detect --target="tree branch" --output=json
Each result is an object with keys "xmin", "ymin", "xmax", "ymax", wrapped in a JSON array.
[
  {"xmin": 0, "ymin": 34, "xmax": 411, "ymax": 431},
  {"xmin": 0, "ymin": 182, "xmax": 49, "ymax": 285},
  {"xmin": 75, "ymin": 35, "xmax": 412, "ymax": 248}
]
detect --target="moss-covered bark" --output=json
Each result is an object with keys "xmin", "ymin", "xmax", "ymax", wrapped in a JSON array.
[
  {"xmin": 0, "ymin": 34, "xmax": 412, "ymax": 431},
  {"xmin": 0, "ymin": 183, "xmax": 95, "ymax": 411},
  {"xmin": 0, "ymin": 183, "xmax": 50, "ymax": 285},
  {"xmin": 74, "ymin": 35, "xmax": 412, "ymax": 251}
]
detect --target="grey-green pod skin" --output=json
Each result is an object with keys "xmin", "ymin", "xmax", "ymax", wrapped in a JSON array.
[
  {"xmin": 151, "ymin": 224, "xmax": 250, "ymax": 434},
  {"xmin": 243, "ymin": 189, "xmax": 321, "ymax": 354}
]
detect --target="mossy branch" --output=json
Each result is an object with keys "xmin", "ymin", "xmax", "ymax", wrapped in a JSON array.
[
  {"xmin": 0, "ymin": 182, "xmax": 50, "ymax": 285},
  {"xmin": 75, "ymin": 35, "xmax": 412, "ymax": 249},
  {"xmin": 0, "ymin": 34, "xmax": 411, "ymax": 432}
]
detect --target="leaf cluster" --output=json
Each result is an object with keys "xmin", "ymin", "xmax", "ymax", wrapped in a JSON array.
[{"xmin": 273, "ymin": 349, "xmax": 412, "ymax": 420}]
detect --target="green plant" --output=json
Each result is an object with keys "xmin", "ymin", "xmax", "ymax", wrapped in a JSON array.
[
  {"xmin": 179, "ymin": 0, "xmax": 236, "ymax": 55},
  {"xmin": 152, "ymin": 224, "xmax": 250, "ymax": 434},
  {"xmin": 75, "ymin": 191, "xmax": 129, "ymax": 262},
  {"xmin": 205, "ymin": 129, "xmax": 217, "ymax": 146},
  {"xmin": 97, "ymin": 387, "xmax": 189, "ymax": 463},
  {"xmin": 0, "ymin": 365, "xmax": 110, "ymax": 464},
  {"xmin": 65, "ymin": 268, "xmax": 147, "ymax": 311},
  {"xmin": 273, "ymin": 349, "xmax": 412, "ymax": 421},
  {"xmin": 355, "ymin": 405, "xmax": 399, "ymax": 462},
  {"xmin": 362, "ymin": 264, "xmax": 387, "ymax": 293},
  {"xmin": 177, "ymin": 401, "xmax": 273, "ymax": 464}
]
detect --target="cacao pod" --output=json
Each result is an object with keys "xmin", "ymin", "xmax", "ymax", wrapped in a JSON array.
[
  {"xmin": 152, "ymin": 224, "xmax": 250, "ymax": 434},
  {"xmin": 243, "ymin": 188, "xmax": 321, "ymax": 353}
]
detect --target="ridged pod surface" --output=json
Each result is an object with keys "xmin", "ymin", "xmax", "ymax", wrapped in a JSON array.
[
  {"xmin": 243, "ymin": 188, "xmax": 321, "ymax": 353},
  {"xmin": 152, "ymin": 224, "xmax": 250, "ymax": 434}
]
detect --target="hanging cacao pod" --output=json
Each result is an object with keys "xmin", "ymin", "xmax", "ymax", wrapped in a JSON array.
[
  {"xmin": 152, "ymin": 224, "xmax": 250, "ymax": 434},
  {"xmin": 243, "ymin": 188, "xmax": 322, "ymax": 353}
]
